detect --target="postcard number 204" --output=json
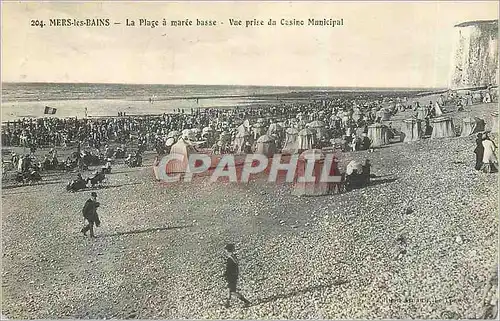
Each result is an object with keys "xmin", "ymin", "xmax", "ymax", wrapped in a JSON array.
[{"xmin": 30, "ymin": 20, "xmax": 46, "ymax": 28}]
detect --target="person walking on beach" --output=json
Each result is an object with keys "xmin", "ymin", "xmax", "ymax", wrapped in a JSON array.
[
  {"xmin": 81, "ymin": 192, "xmax": 101, "ymax": 238},
  {"xmin": 222, "ymin": 243, "xmax": 251, "ymax": 308}
]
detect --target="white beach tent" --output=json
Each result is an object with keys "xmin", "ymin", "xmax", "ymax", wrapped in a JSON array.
[
  {"xmin": 283, "ymin": 127, "xmax": 300, "ymax": 153},
  {"xmin": 296, "ymin": 128, "xmax": 315, "ymax": 152},
  {"xmin": 255, "ymin": 134, "xmax": 277, "ymax": 157}
]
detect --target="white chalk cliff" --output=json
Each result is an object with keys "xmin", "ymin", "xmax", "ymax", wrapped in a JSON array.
[{"xmin": 449, "ymin": 20, "xmax": 498, "ymax": 89}]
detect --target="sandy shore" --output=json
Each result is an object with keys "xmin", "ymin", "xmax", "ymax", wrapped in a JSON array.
[
  {"xmin": 1, "ymin": 97, "xmax": 267, "ymax": 122},
  {"xmin": 1, "ymin": 89, "xmax": 443, "ymax": 122},
  {"xmin": 1, "ymin": 103, "xmax": 498, "ymax": 319}
]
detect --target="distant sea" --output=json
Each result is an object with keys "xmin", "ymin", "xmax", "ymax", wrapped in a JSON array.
[
  {"xmin": 1, "ymin": 83, "xmax": 442, "ymax": 121},
  {"xmin": 1, "ymin": 82, "xmax": 437, "ymax": 103}
]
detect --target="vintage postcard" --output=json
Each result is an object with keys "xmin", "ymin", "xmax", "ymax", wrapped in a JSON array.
[{"xmin": 1, "ymin": 1, "xmax": 498, "ymax": 319}]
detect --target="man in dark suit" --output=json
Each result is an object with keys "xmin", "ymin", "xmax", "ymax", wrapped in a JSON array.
[
  {"xmin": 223, "ymin": 243, "xmax": 250, "ymax": 308},
  {"xmin": 81, "ymin": 192, "xmax": 100, "ymax": 238}
]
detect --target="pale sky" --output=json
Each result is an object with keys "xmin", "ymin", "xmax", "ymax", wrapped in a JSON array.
[{"xmin": 1, "ymin": 1, "xmax": 498, "ymax": 87}]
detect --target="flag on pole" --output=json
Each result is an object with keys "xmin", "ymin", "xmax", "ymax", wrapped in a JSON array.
[{"xmin": 44, "ymin": 106, "xmax": 57, "ymax": 114}]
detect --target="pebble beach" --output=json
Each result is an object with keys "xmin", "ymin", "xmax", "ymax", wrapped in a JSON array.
[{"xmin": 1, "ymin": 102, "xmax": 498, "ymax": 319}]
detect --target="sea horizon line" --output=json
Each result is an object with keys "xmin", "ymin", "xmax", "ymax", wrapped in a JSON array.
[{"xmin": 1, "ymin": 81, "xmax": 447, "ymax": 91}]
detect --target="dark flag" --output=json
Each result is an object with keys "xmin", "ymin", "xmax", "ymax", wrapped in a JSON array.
[{"xmin": 44, "ymin": 106, "xmax": 57, "ymax": 114}]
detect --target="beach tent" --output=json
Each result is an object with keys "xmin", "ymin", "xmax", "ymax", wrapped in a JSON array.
[
  {"xmin": 277, "ymin": 121, "xmax": 287, "ymax": 131},
  {"xmin": 283, "ymin": 128, "xmax": 300, "ymax": 153},
  {"xmin": 401, "ymin": 118, "xmax": 422, "ymax": 142},
  {"xmin": 416, "ymin": 107, "xmax": 429, "ymax": 121},
  {"xmin": 267, "ymin": 122, "xmax": 283, "ymax": 137},
  {"xmin": 491, "ymin": 112, "xmax": 499, "ymax": 134},
  {"xmin": 237, "ymin": 123, "xmax": 250, "ymax": 136},
  {"xmin": 292, "ymin": 149, "xmax": 341, "ymax": 196},
  {"xmin": 297, "ymin": 120, "xmax": 307, "ymax": 129},
  {"xmin": 242, "ymin": 119, "xmax": 251, "ymax": 130},
  {"xmin": 434, "ymin": 102, "xmax": 444, "ymax": 117},
  {"xmin": 297, "ymin": 128, "xmax": 315, "ymax": 152},
  {"xmin": 233, "ymin": 131, "xmax": 251, "ymax": 154},
  {"xmin": 165, "ymin": 137, "xmax": 196, "ymax": 174},
  {"xmin": 352, "ymin": 108, "xmax": 363, "ymax": 122},
  {"xmin": 307, "ymin": 120, "xmax": 327, "ymax": 140},
  {"xmin": 431, "ymin": 117, "xmax": 456, "ymax": 139},
  {"xmin": 461, "ymin": 117, "xmax": 485, "ymax": 137},
  {"xmin": 255, "ymin": 134, "xmax": 276, "ymax": 157},
  {"xmin": 252, "ymin": 123, "xmax": 268, "ymax": 140},
  {"xmin": 367, "ymin": 123, "xmax": 390, "ymax": 147},
  {"xmin": 267, "ymin": 122, "xmax": 285, "ymax": 148},
  {"xmin": 376, "ymin": 108, "xmax": 391, "ymax": 121},
  {"xmin": 201, "ymin": 127, "xmax": 216, "ymax": 147}
]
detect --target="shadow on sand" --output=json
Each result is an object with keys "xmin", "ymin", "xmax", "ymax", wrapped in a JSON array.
[
  {"xmin": 98, "ymin": 225, "xmax": 193, "ymax": 238},
  {"xmin": 70, "ymin": 182, "xmax": 142, "ymax": 192},
  {"xmin": 252, "ymin": 279, "xmax": 349, "ymax": 306},
  {"xmin": 368, "ymin": 177, "xmax": 398, "ymax": 187},
  {"xmin": 2, "ymin": 180, "xmax": 63, "ymax": 190}
]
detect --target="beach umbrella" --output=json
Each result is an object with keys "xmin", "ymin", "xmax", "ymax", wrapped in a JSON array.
[
  {"xmin": 237, "ymin": 124, "xmax": 250, "ymax": 136},
  {"xmin": 235, "ymin": 131, "xmax": 249, "ymax": 138},
  {"xmin": 167, "ymin": 130, "xmax": 181, "ymax": 138},
  {"xmin": 255, "ymin": 135, "xmax": 277, "ymax": 157},
  {"xmin": 300, "ymin": 149, "xmax": 326, "ymax": 161},
  {"xmin": 202, "ymin": 126, "xmax": 214, "ymax": 134},
  {"xmin": 256, "ymin": 134, "xmax": 275, "ymax": 143},
  {"xmin": 257, "ymin": 118, "xmax": 266, "ymax": 124},
  {"xmin": 297, "ymin": 120, "xmax": 307, "ymax": 128},
  {"xmin": 346, "ymin": 160, "xmax": 363, "ymax": 175},
  {"xmin": 267, "ymin": 123, "xmax": 283, "ymax": 136},
  {"xmin": 165, "ymin": 138, "xmax": 175, "ymax": 147},
  {"xmin": 182, "ymin": 129, "xmax": 195, "ymax": 141},
  {"xmin": 307, "ymin": 120, "xmax": 326, "ymax": 128}
]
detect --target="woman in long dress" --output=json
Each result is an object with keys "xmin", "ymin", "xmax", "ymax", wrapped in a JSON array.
[
  {"xmin": 474, "ymin": 133, "xmax": 484, "ymax": 170},
  {"xmin": 481, "ymin": 133, "xmax": 498, "ymax": 173}
]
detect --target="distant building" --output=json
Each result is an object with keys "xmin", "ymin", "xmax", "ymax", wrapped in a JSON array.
[{"xmin": 449, "ymin": 20, "xmax": 498, "ymax": 89}]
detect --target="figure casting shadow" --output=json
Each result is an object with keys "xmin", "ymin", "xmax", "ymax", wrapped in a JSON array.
[{"xmin": 99, "ymin": 225, "xmax": 193, "ymax": 238}]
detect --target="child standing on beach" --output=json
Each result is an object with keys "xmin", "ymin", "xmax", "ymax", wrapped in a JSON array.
[{"xmin": 222, "ymin": 243, "xmax": 251, "ymax": 308}]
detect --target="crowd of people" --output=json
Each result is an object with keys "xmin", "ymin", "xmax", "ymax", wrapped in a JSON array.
[
  {"xmin": 1, "ymin": 94, "xmax": 409, "ymax": 153},
  {"xmin": 1, "ymin": 87, "xmax": 497, "ymax": 177}
]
